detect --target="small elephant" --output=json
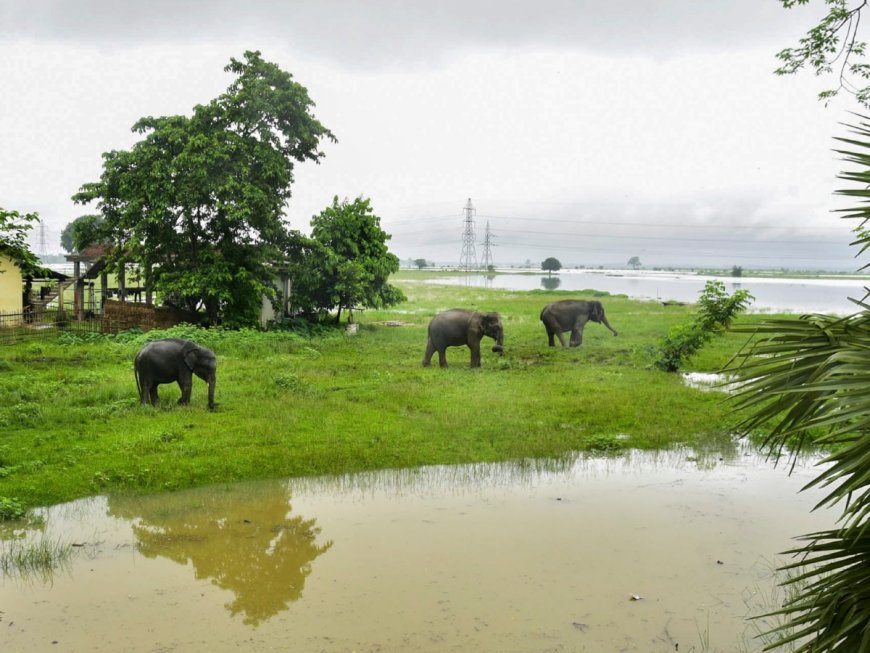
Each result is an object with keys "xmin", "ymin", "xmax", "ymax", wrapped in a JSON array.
[
  {"xmin": 540, "ymin": 299, "xmax": 618, "ymax": 347},
  {"xmin": 134, "ymin": 338, "xmax": 217, "ymax": 409},
  {"xmin": 423, "ymin": 308, "xmax": 505, "ymax": 368}
]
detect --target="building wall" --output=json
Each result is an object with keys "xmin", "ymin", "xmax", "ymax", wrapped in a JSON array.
[{"xmin": 0, "ymin": 255, "xmax": 23, "ymax": 315}]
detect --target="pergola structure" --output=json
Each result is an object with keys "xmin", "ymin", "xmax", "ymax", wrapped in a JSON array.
[{"xmin": 64, "ymin": 245, "xmax": 152, "ymax": 320}]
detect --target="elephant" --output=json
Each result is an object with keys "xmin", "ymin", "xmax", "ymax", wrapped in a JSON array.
[
  {"xmin": 423, "ymin": 308, "xmax": 504, "ymax": 368},
  {"xmin": 540, "ymin": 299, "xmax": 618, "ymax": 347},
  {"xmin": 134, "ymin": 338, "xmax": 217, "ymax": 409}
]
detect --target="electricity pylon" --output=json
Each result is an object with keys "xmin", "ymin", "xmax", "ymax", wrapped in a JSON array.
[
  {"xmin": 37, "ymin": 218, "xmax": 48, "ymax": 255},
  {"xmin": 481, "ymin": 219, "xmax": 495, "ymax": 270},
  {"xmin": 459, "ymin": 198, "xmax": 478, "ymax": 271}
]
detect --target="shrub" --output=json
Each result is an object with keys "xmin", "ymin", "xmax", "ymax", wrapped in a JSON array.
[
  {"xmin": 656, "ymin": 281, "xmax": 752, "ymax": 372},
  {"xmin": 0, "ymin": 496, "xmax": 26, "ymax": 521}
]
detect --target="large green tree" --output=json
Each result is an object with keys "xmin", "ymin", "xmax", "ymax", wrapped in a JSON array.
[
  {"xmin": 289, "ymin": 196, "xmax": 405, "ymax": 323},
  {"xmin": 0, "ymin": 207, "xmax": 40, "ymax": 273},
  {"xmin": 73, "ymin": 51, "xmax": 335, "ymax": 327}
]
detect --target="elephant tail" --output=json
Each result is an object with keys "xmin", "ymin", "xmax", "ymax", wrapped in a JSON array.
[{"xmin": 134, "ymin": 355, "xmax": 141, "ymax": 401}]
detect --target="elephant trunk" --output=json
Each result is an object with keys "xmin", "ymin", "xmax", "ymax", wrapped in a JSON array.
[{"xmin": 492, "ymin": 330, "xmax": 505, "ymax": 354}]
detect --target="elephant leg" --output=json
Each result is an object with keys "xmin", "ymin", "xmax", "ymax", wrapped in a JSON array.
[
  {"xmin": 556, "ymin": 329, "xmax": 569, "ymax": 348},
  {"xmin": 178, "ymin": 374, "xmax": 193, "ymax": 405},
  {"xmin": 149, "ymin": 385, "xmax": 159, "ymax": 406},
  {"xmin": 546, "ymin": 325, "xmax": 559, "ymax": 347},
  {"xmin": 437, "ymin": 347, "xmax": 448, "ymax": 368},
  {"xmin": 423, "ymin": 338, "xmax": 435, "ymax": 367},
  {"xmin": 570, "ymin": 316, "xmax": 589, "ymax": 347},
  {"xmin": 469, "ymin": 340, "xmax": 482, "ymax": 367}
]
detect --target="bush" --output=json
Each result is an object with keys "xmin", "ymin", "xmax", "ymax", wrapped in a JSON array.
[
  {"xmin": 656, "ymin": 281, "xmax": 752, "ymax": 372},
  {"xmin": 0, "ymin": 496, "xmax": 26, "ymax": 521}
]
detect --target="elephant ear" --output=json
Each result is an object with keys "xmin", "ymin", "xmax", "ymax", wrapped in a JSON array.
[
  {"xmin": 182, "ymin": 343, "xmax": 198, "ymax": 371},
  {"xmin": 468, "ymin": 311, "xmax": 484, "ymax": 337},
  {"xmin": 591, "ymin": 302, "xmax": 604, "ymax": 320},
  {"xmin": 482, "ymin": 312, "xmax": 500, "ymax": 330}
]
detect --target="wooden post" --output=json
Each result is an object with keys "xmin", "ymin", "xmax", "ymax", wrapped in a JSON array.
[
  {"xmin": 73, "ymin": 260, "xmax": 83, "ymax": 320},
  {"xmin": 118, "ymin": 264, "xmax": 126, "ymax": 303},
  {"xmin": 145, "ymin": 262, "xmax": 153, "ymax": 305},
  {"xmin": 100, "ymin": 271, "xmax": 108, "ymax": 312}
]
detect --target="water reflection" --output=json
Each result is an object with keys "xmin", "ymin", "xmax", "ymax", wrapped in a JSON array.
[
  {"xmin": 540, "ymin": 276, "xmax": 561, "ymax": 290},
  {"xmin": 109, "ymin": 480, "xmax": 332, "ymax": 625},
  {"xmin": 0, "ymin": 446, "xmax": 835, "ymax": 652}
]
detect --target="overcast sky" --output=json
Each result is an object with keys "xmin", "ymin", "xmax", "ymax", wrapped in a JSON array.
[{"xmin": 1, "ymin": 1, "xmax": 866, "ymax": 269}]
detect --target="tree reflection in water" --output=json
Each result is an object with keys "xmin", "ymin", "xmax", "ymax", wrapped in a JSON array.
[
  {"xmin": 108, "ymin": 480, "xmax": 332, "ymax": 626},
  {"xmin": 540, "ymin": 276, "xmax": 561, "ymax": 290}
]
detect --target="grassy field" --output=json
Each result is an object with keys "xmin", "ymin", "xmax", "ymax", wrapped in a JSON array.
[{"xmin": 0, "ymin": 272, "xmax": 776, "ymax": 513}]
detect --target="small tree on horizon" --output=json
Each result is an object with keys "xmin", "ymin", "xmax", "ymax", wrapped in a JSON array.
[
  {"xmin": 414, "ymin": 258, "xmax": 427, "ymax": 270},
  {"xmin": 627, "ymin": 256, "xmax": 641, "ymax": 270},
  {"xmin": 541, "ymin": 257, "xmax": 561, "ymax": 277}
]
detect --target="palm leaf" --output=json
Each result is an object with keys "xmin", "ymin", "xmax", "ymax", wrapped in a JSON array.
[{"xmin": 725, "ymin": 115, "xmax": 870, "ymax": 651}]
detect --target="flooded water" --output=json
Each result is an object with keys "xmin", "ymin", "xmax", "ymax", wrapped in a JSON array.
[
  {"xmin": 429, "ymin": 269, "xmax": 870, "ymax": 315},
  {"xmin": 1, "ymin": 445, "xmax": 836, "ymax": 652}
]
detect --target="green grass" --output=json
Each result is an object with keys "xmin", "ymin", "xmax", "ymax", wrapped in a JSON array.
[{"xmin": 0, "ymin": 273, "xmax": 781, "ymax": 513}]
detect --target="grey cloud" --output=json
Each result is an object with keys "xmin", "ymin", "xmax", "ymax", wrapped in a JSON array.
[{"xmin": 1, "ymin": 0, "xmax": 819, "ymax": 68}]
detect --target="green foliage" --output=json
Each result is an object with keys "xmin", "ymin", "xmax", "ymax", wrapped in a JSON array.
[
  {"xmin": 655, "ymin": 280, "xmax": 753, "ymax": 372},
  {"xmin": 289, "ymin": 196, "xmax": 406, "ymax": 323},
  {"xmin": 72, "ymin": 50, "xmax": 335, "ymax": 327},
  {"xmin": 0, "ymin": 496, "xmax": 25, "ymax": 521},
  {"xmin": 725, "ymin": 119, "xmax": 870, "ymax": 652},
  {"xmin": 59, "ymin": 214, "xmax": 104, "ymax": 254},
  {"xmin": 541, "ymin": 257, "xmax": 561, "ymax": 275},
  {"xmin": 0, "ymin": 206, "xmax": 40, "ymax": 273},
  {"xmin": 776, "ymin": 0, "xmax": 870, "ymax": 106}
]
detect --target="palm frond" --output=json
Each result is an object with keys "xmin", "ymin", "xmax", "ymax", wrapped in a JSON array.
[{"xmin": 726, "ymin": 115, "xmax": 870, "ymax": 651}]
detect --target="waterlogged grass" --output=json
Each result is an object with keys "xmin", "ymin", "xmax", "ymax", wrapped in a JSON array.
[
  {"xmin": 0, "ymin": 273, "xmax": 780, "ymax": 513},
  {"xmin": 0, "ymin": 536, "xmax": 77, "ymax": 579}
]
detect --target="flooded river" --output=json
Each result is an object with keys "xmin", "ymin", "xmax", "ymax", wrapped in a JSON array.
[
  {"xmin": 1, "ymin": 445, "xmax": 835, "ymax": 652},
  {"xmin": 429, "ymin": 269, "xmax": 870, "ymax": 315}
]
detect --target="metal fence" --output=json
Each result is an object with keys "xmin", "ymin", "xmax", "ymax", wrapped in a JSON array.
[{"xmin": 0, "ymin": 308, "xmax": 105, "ymax": 343}]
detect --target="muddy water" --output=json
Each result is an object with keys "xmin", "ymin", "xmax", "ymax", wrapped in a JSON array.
[{"xmin": 1, "ymin": 446, "xmax": 836, "ymax": 652}]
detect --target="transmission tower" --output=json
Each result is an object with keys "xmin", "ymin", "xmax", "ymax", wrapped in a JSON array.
[
  {"xmin": 459, "ymin": 198, "xmax": 478, "ymax": 271},
  {"xmin": 481, "ymin": 220, "xmax": 495, "ymax": 270},
  {"xmin": 37, "ymin": 218, "xmax": 48, "ymax": 255}
]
